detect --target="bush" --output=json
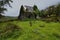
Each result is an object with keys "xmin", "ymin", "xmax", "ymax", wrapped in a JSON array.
[
  {"xmin": 53, "ymin": 33, "xmax": 60, "ymax": 39},
  {"xmin": 0, "ymin": 23, "xmax": 22, "ymax": 40},
  {"xmin": 39, "ymin": 24, "xmax": 45, "ymax": 27}
]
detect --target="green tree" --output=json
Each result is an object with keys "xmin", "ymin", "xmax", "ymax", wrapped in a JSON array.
[
  {"xmin": 0, "ymin": 0, "xmax": 13, "ymax": 18},
  {"xmin": 40, "ymin": 3, "xmax": 60, "ymax": 21},
  {"xmin": 33, "ymin": 5, "xmax": 40, "ymax": 19},
  {"xmin": 55, "ymin": 4, "xmax": 60, "ymax": 16},
  {"xmin": 33, "ymin": 5, "xmax": 38, "ymax": 11}
]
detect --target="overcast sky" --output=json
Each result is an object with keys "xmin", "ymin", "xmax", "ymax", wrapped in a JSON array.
[{"xmin": 4, "ymin": 0, "xmax": 60, "ymax": 16}]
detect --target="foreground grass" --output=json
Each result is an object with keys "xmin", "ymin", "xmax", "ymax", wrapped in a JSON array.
[{"xmin": 0, "ymin": 20, "xmax": 60, "ymax": 40}]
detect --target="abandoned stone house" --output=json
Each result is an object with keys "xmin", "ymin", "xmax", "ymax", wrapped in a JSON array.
[{"xmin": 19, "ymin": 5, "xmax": 37, "ymax": 20}]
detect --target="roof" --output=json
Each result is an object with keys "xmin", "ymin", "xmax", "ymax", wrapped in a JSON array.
[{"xmin": 24, "ymin": 5, "xmax": 33, "ymax": 12}]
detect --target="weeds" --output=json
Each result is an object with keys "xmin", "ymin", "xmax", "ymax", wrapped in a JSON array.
[
  {"xmin": 53, "ymin": 33, "xmax": 60, "ymax": 39},
  {"xmin": 0, "ymin": 23, "xmax": 22, "ymax": 40}
]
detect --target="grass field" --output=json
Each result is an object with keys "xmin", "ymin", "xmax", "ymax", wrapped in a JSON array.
[{"xmin": 0, "ymin": 20, "xmax": 60, "ymax": 40}]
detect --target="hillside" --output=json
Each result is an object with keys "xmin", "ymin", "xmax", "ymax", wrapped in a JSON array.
[
  {"xmin": 0, "ymin": 16, "xmax": 17, "ymax": 22},
  {"xmin": 0, "ymin": 20, "xmax": 60, "ymax": 40}
]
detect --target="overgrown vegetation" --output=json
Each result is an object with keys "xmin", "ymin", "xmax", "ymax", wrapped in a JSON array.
[
  {"xmin": 0, "ymin": 0, "xmax": 60, "ymax": 40},
  {"xmin": 0, "ymin": 23, "xmax": 22, "ymax": 40},
  {"xmin": 3, "ymin": 20, "xmax": 60, "ymax": 40},
  {"xmin": 18, "ymin": 3, "xmax": 60, "ymax": 22},
  {"xmin": 40, "ymin": 3, "xmax": 60, "ymax": 22}
]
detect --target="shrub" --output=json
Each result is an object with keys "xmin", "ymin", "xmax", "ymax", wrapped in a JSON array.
[
  {"xmin": 39, "ymin": 24, "xmax": 45, "ymax": 27},
  {"xmin": 53, "ymin": 33, "xmax": 60, "ymax": 39},
  {"xmin": 0, "ymin": 23, "xmax": 22, "ymax": 40}
]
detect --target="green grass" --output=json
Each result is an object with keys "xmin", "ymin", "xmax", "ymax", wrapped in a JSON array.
[{"xmin": 0, "ymin": 20, "xmax": 60, "ymax": 40}]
